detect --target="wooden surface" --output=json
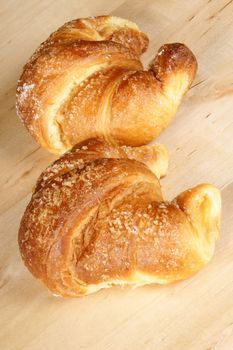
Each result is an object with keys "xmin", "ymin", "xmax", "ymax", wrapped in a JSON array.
[{"xmin": 1, "ymin": 1, "xmax": 233, "ymax": 349}]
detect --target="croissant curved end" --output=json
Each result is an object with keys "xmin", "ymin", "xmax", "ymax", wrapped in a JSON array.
[
  {"xmin": 150, "ymin": 143, "xmax": 169, "ymax": 178},
  {"xmin": 150, "ymin": 42, "xmax": 197, "ymax": 101},
  {"xmin": 174, "ymin": 184, "xmax": 221, "ymax": 263}
]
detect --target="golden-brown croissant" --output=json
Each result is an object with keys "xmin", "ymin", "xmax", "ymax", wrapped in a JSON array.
[
  {"xmin": 16, "ymin": 16, "xmax": 197, "ymax": 154},
  {"xmin": 18, "ymin": 139, "xmax": 221, "ymax": 297}
]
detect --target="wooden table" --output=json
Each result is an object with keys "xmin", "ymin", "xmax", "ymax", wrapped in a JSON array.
[{"xmin": 1, "ymin": 1, "xmax": 233, "ymax": 349}]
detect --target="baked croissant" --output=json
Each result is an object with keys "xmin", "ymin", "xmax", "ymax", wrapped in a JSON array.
[
  {"xmin": 16, "ymin": 16, "xmax": 197, "ymax": 154},
  {"xmin": 18, "ymin": 139, "xmax": 221, "ymax": 297}
]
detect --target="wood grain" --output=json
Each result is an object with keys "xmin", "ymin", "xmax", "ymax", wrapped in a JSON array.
[{"xmin": 0, "ymin": 0, "xmax": 233, "ymax": 349}]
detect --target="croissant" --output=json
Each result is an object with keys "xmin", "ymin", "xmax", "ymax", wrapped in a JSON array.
[
  {"xmin": 18, "ymin": 139, "xmax": 221, "ymax": 297},
  {"xmin": 16, "ymin": 15, "xmax": 197, "ymax": 154}
]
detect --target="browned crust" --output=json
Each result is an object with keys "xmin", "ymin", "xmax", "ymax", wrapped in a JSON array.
[
  {"xmin": 110, "ymin": 43, "xmax": 197, "ymax": 145},
  {"xmin": 18, "ymin": 139, "xmax": 221, "ymax": 297},
  {"xmin": 16, "ymin": 16, "xmax": 197, "ymax": 153},
  {"xmin": 150, "ymin": 43, "xmax": 197, "ymax": 80},
  {"xmin": 34, "ymin": 138, "xmax": 168, "ymax": 192}
]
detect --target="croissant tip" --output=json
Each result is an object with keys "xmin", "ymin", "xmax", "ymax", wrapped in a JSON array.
[{"xmin": 152, "ymin": 42, "xmax": 198, "ymax": 74}]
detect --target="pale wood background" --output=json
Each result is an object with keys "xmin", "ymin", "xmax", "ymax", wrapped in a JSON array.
[{"xmin": 1, "ymin": 1, "xmax": 233, "ymax": 349}]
